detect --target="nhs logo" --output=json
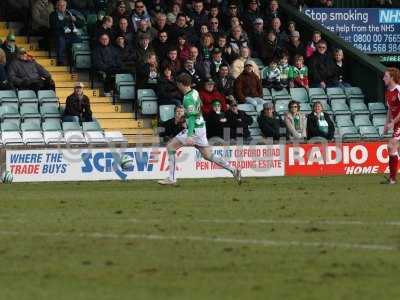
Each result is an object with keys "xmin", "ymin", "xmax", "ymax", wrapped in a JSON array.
[{"xmin": 379, "ymin": 9, "xmax": 400, "ymax": 23}]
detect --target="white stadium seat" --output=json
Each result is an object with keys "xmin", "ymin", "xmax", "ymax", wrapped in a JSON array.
[
  {"xmin": 43, "ymin": 131, "xmax": 66, "ymax": 145},
  {"xmin": 84, "ymin": 131, "xmax": 107, "ymax": 145},
  {"xmin": 104, "ymin": 131, "xmax": 128, "ymax": 143},
  {"xmin": 64, "ymin": 131, "xmax": 87, "ymax": 145},
  {"xmin": 22, "ymin": 131, "xmax": 45, "ymax": 145},
  {"xmin": 1, "ymin": 131, "xmax": 24, "ymax": 146}
]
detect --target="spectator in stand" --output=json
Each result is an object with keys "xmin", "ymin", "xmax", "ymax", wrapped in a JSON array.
[
  {"xmin": 199, "ymin": 33, "xmax": 214, "ymax": 61},
  {"xmin": 259, "ymin": 30, "xmax": 281, "ymax": 66},
  {"xmin": 333, "ymin": 48, "xmax": 351, "ymax": 88},
  {"xmin": 188, "ymin": 0, "xmax": 208, "ymax": 33},
  {"xmin": 147, "ymin": 0, "xmax": 166, "ymax": 18},
  {"xmin": 1, "ymin": 33, "xmax": 19, "ymax": 66},
  {"xmin": 231, "ymin": 46, "xmax": 260, "ymax": 79},
  {"xmin": 0, "ymin": 49, "xmax": 11, "ymax": 90},
  {"xmin": 136, "ymin": 51, "xmax": 160, "ymax": 89},
  {"xmin": 263, "ymin": 59, "xmax": 283, "ymax": 90},
  {"xmin": 114, "ymin": 35, "xmax": 135, "ymax": 69},
  {"xmin": 222, "ymin": 2, "xmax": 240, "ymax": 31},
  {"xmin": 161, "ymin": 47, "xmax": 181, "ymax": 75},
  {"xmin": 63, "ymin": 82, "xmax": 93, "ymax": 123},
  {"xmin": 249, "ymin": 18, "xmax": 265, "ymax": 58},
  {"xmin": 307, "ymin": 101, "xmax": 335, "ymax": 140},
  {"xmin": 279, "ymin": 54, "xmax": 291, "ymax": 88},
  {"xmin": 209, "ymin": 48, "xmax": 228, "ymax": 78},
  {"xmin": 264, "ymin": 0, "xmax": 281, "ymax": 26},
  {"xmin": 180, "ymin": 59, "xmax": 202, "ymax": 89},
  {"xmin": 152, "ymin": 30, "xmax": 170, "ymax": 60},
  {"xmin": 306, "ymin": 30, "xmax": 322, "ymax": 58},
  {"xmin": 94, "ymin": 16, "xmax": 114, "ymax": 42},
  {"xmin": 159, "ymin": 105, "xmax": 186, "ymax": 143},
  {"xmin": 229, "ymin": 25, "xmax": 249, "ymax": 57},
  {"xmin": 226, "ymin": 101, "xmax": 253, "ymax": 142},
  {"xmin": 114, "ymin": 17, "xmax": 134, "ymax": 45},
  {"xmin": 214, "ymin": 63, "xmax": 235, "ymax": 102},
  {"xmin": 177, "ymin": 34, "xmax": 191, "ymax": 63},
  {"xmin": 234, "ymin": 60, "xmax": 263, "ymax": 106},
  {"xmin": 133, "ymin": 33, "xmax": 154, "ymax": 66},
  {"xmin": 166, "ymin": 2, "xmax": 181, "ymax": 25},
  {"xmin": 284, "ymin": 100, "xmax": 307, "ymax": 140},
  {"xmin": 308, "ymin": 40, "xmax": 337, "ymax": 88},
  {"xmin": 169, "ymin": 13, "xmax": 195, "ymax": 44},
  {"xmin": 188, "ymin": 46, "xmax": 210, "ymax": 80},
  {"xmin": 208, "ymin": 17, "xmax": 223, "ymax": 42},
  {"xmin": 286, "ymin": 30, "xmax": 306, "ymax": 64},
  {"xmin": 199, "ymin": 78, "xmax": 227, "ymax": 117},
  {"xmin": 271, "ymin": 17, "xmax": 289, "ymax": 49},
  {"xmin": 289, "ymin": 54, "xmax": 309, "ymax": 88},
  {"xmin": 206, "ymin": 100, "xmax": 228, "ymax": 141},
  {"xmin": 153, "ymin": 12, "xmax": 171, "ymax": 35},
  {"xmin": 258, "ymin": 102, "xmax": 282, "ymax": 141},
  {"xmin": 209, "ymin": 4, "xmax": 222, "ymax": 24},
  {"xmin": 49, "ymin": 0, "xmax": 81, "ymax": 65},
  {"xmin": 8, "ymin": 48, "xmax": 55, "ymax": 91},
  {"xmin": 92, "ymin": 33, "xmax": 122, "ymax": 94},
  {"xmin": 216, "ymin": 34, "xmax": 235, "ymax": 64},
  {"xmin": 135, "ymin": 19, "xmax": 156, "ymax": 42},
  {"xmin": 242, "ymin": 0, "xmax": 262, "ymax": 32},
  {"xmin": 156, "ymin": 65, "xmax": 182, "ymax": 106},
  {"xmin": 129, "ymin": 0, "xmax": 150, "ymax": 32},
  {"xmin": 111, "ymin": 1, "xmax": 129, "ymax": 30},
  {"xmin": 286, "ymin": 21, "xmax": 297, "ymax": 37}
]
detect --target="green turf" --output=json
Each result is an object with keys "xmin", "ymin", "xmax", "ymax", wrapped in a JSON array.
[{"xmin": 0, "ymin": 175, "xmax": 400, "ymax": 300}]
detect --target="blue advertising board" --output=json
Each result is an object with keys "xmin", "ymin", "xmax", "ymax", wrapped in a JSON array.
[{"xmin": 304, "ymin": 8, "xmax": 400, "ymax": 54}]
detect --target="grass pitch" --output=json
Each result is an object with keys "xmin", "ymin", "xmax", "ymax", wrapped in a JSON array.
[{"xmin": 0, "ymin": 175, "xmax": 400, "ymax": 300}]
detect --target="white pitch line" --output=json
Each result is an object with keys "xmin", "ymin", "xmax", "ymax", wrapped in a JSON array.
[
  {"xmin": 124, "ymin": 218, "xmax": 400, "ymax": 227},
  {"xmin": 0, "ymin": 230, "xmax": 396, "ymax": 252}
]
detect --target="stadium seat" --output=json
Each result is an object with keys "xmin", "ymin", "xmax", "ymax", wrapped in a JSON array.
[
  {"xmin": 137, "ymin": 89, "xmax": 158, "ymax": 115},
  {"xmin": 238, "ymin": 103, "xmax": 256, "ymax": 115},
  {"xmin": 0, "ymin": 90, "xmax": 18, "ymax": 103},
  {"xmin": 290, "ymin": 88, "xmax": 309, "ymax": 103},
  {"xmin": 338, "ymin": 126, "xmax": 361, "ymax": 141},
  {"xmin": 42, "ymin": 121, "xmax": 66, "ymax": 145},
  {"xmin": 1, "ymin": 120, "xmax": 20, "ymax": 131},
  {"xmin": 252, "ymin": 57, "xmax": 264, "ymax": 70},
  {"xmin": 40, "ymin": 103, "xmax": 61, "ymax": 119},
  {"xmin": 316, "ymin": 100, "xmax": 332, "ymax": 113},
  {"xmin": 0, "ymin": 103, "xmax": 20, "ymax": 119},
  {"xmin": 43, "ymin": 119, "xmax": 62, "ymax": 131},
  {"xmin": 262, "ymin": 88, "xmax": 273, "ymax": 101},
  {"xmin": 350, "ymin": 102, "xmax": 369, "ymax": 115},
  {"xmin": 331, "ymin": 100, "xmax": 350, "ymax": 115},
  {"xmin": 63, "ymin": 131, "xmax": 86, "ymax": 145},
  {"xmin": 250, "ymin": 115, "xmax": 258, "ymax": 128},
  {"xmin": 354, "ymin": 115, "xmax": 372, "ymax": 128},
  {"xmin": 271, "ymin": 88, "xmax": 291, "ymax": 101},
  {"xmin": 335, "ymin": 115, "xmax": 354, "ymax": 127},
  {"xmin": 359, "ymin": 126, "xmax": 380, "ymax": 140},
  {"xmin": 116, "ymin": 74, "xmax": 135, "ymax": 100},
  {"xmin": 368, "ymin": 102, "xmax": 387, "ymax": 115},
  {"xmin": 20, "ymin": 103, "xmax": 41, "ymax": 119},
  {"xmin": 82, "ymin": 121, "xmax": 102, "ymax": 131},
  {"xmin": 104, "ymin": 131, "xmax": 128, "ymax": 143},
  {"xmin": 62, "ymin": 121, "xmax": 81, "ymax": 131},
  {"xmin": 17, "ymin": 90, "xmax": 38, "ymax": 103},
  {"xmin": 1, "ymin": 131, "xmax": 24, "ymax": 146},
  {"xmin": 299, "ymin": 103, "xmax": 312, "ymax": 114},
  {"xmin": 344, "ymin": 87, "xmax": 364, "ymax": 101},
  {"xmin": 308, "ymin": 88, "xmax": 328, "ymax": 101},
  {"xmin": 37, "ymin": 90, "xmax": 59, "ymax": 104},
  {"xmin": 21, "ymin": 121, "xmax": 45, "ymax": 145},
  {"xmin": 137, "ymin": 89, "xmax": 157, "ymax": 105},
  {"xmin": 372, "ymin": 114, "xmax": 386, "ymax": 127},
  {"xmin": 326, "ymin": 87, "xmax": 346, "ymax": 100},
  {"xmin": 141, "ymin": 101, "xmax": 158, "ymax": 115},
  {"xmin": 84, "ymin": 131, "xmax": 107, "ymax": 145},
  {"xmin": 275, "ymin": 100, "xmax": 290, "ymax": 115},
  {"xmin": 249, "ymin": 128, "xmax": 261, "ymax": 136},
  {"xmin": 159, "ymin": 105, "xmax": 175, "ymax": 123},
  {"xmin": 72, "ymin": 43, "xmax": 91, "ymax": 69},
  {"xmin": 377, "ymin": 126, "xmax": 393, "ymax": 139}
]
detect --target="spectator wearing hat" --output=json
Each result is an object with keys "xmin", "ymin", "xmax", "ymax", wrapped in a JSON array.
[
  {"xmin": 307, "ymin": 101, "xmax": 335, "ymax": 140},
  {"xmin": 199, "ymin": 78, "xmax": 228, "ymax": 117},
  {"xmin": 92, "ymin": 33, "xmax": 122, "ymax": 93},
  {"xmin": 206, "ymin": 100, "xmax": 228, "ymax": 141},
  {"xmin": 249, "ymin": 18, "xmax": 265, "ymax": 58},
  {"xmin": 210, "ymin": 48, "xmax": 228, "ymax": 78},
  {"xmin": 225, "ymin": 101, "xmax": 253, "ymax": 142},
  {"xmin": 284, "ymin": 100, "xmax": 307, "ymax": 140},
  {"xmin": 214, "ymin": 63, "xmax": 235, "ymax": 101},
  {"xmin": 133, "ymin": 33, "xmax": 154, "ymax": 65},
  {"xmin": 49, "ymin": 0, "xmax": 81, "ymax": 65},
  {"xmin": 231, "ymin": 46, "xmax": 260, "ymax": 79},
  {"xmin": 63, "ymin": 82, "xmax": 93, "ymax": 123},
  {"xmin": 286, "ymin": 30, "xmax": 306, "ymax": 63},
  {"xmin": 1, "ymin": 33, "xmax": 19, "ymax": 66},
  {"xmin": 243, "ymin": 0, "xmax": 262, "ymax": 32},
  {"xmin": 234, "ymin": 60, "xmax": 263, "ymax": 107},
  {"xmin": 155, "ymin": 65, "xmax": 182, "ymax": 106},
  {"xmin": 8, "ymin": 48, "xmax": 55, "ymax": 92},
  {"xmin": 258, "ymin": 102, "xmax": 282, "ymax": 141},
  {"xmin": 159, "ymin": 105, "xmax": 186, "ymax": 143}
]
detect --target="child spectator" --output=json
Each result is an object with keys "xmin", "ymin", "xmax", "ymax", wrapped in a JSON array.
[
  {"xmin": 306, "ymin": 30, "xmax": 322, "ymax": 58},
  {"xmin": 263, "ymin": 59, "xmax": 282, "ymax": 90},
  {"xmin": 289, "ymin": 55, "xmax": 309, "ymax": 88},
  {"xmin": 279, "ymin": 54, "xmax": 291, "ymax": 88}
]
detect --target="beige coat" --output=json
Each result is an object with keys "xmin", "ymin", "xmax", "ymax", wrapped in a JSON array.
[{"xmin": 284, "ymin": 112, "xmax": 307, "ymax": 140}]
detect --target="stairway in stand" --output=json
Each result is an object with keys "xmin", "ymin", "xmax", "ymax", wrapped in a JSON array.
[{"xmin": 0, "ymin": 22, "xmax": 159, "ymax": 145}]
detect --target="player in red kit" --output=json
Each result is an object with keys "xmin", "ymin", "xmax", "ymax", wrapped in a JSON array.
[{"xmin": 382, "ymin": 67, "xmax": 400, "ymax": 184}]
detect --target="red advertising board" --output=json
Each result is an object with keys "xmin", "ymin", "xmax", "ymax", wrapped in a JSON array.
[{"xmin": 285, "ymin": 142, "xmax": 390, "ymax": 176}]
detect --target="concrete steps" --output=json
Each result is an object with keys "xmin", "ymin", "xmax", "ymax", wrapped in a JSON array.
[
  {"xmin": 59, "ymin": 96, "xmax": 111, "ymax": 104},
  {"xmin": 46, "ymin": 66, "xmax": 70, "ymax": 72},
  {"xmin": 94, "ymin": 112, "xmax": 133, "ymax": 119},
  {"xmin": 36, "ymin": 58, "xmax": 57, "ymax": 67},
  {"xmin": 126, "ymin": 135, "xmax": 160, "ymax": 144},
  {"xmin": 56, "ymin": 88, "xmax": 100, "ymax": 98},
  {"xmin": 55, "ymin": 81, "xmax": 90, "ymax": 88},
  {"xmin": 27, "ymin": 50, "xmax": 50, "ymax": 58},
  {"xmin": 91, "ymin": 103, "xmax": 132, "ymax": 113},
  {"xmin": 117, "ymin": 128, "xmax": 154, "ymax": 135},
  {"xmin": 51, "ymin": 73, "xmax": 79, "ymax": 81},
  {"xmin": 99, "ymin": 119, "xmax": 144, "ymax": 129}
]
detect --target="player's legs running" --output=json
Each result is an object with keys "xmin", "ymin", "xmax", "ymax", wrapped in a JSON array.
[{"xmin": 158, "ymin": 137, "xmax": 182, "ymax": 185}]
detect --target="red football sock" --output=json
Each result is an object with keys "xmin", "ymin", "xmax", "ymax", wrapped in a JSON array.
[{"xmin": 389, "ymin": 155, "xmax": 399, "ymax": 181}]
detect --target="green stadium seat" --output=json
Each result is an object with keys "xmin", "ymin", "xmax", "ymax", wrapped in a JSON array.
[
  {"xmin": 372, "ymin": 114, "xmax": 386, "ymax": 127},
  {"xmin": 38, "ymin": 90, "xmax": 59, "ymax": 104},
  {"xmin": 0, "ymin": 90, "xmax": 18, "ymax": 103},
  {"xmin": 338, "ymin": 126, "xmax": 361, "ymax": 141},
  {"xmin": 249, "ymin": 128, "xmax": 261, "ymax": 136},
  {"xmin": 1, "ymin": 120, "xmax": 20, "ymax": 131},
  {"xmin": 238, "ymin": 103, "xmax": 256, "ymax": 114},
  {"xmin": 43, "ymin": 119, "xmax": 62, "ymax": 131},
  {"xmin": 317, "ymin": 100, "xmax": 332, "ymax": 113},
  {"xmin": 262, "ymin": 88, "xmax": 273, "ymax": 101},
  {"xmin": 18, "ymin": 90, "xmax": 38, "ymax": 103},
  {"xmin": 368, "ymin": 102, "xmax": 387, "ymax": 115},
  {"xmin": 275, "ymin": 100, "xmax": 290, "ymax": 115},
  {"xmin": 250, "ymin": 115, "xmax": 258, "ymax": 128},
  {"xmin": 350, "ymin": 102, "xmax": 369, "ymax": 115},
  {"xmin": 116, "ymin": 74, "xmax": 135, "ymax": 100},
  {"xmin": 327, "ymin": 87, "xmax": 346, "ymax": 100},
  {"xmin": 377, "ymin": 126, "xmax": 393, "ymax": 138},
  {"xmin": 271, "ymin": 88, "xmax": 291, "ymax": 101},
  {"xmin": 40, "ymin": 103, "xmax": 61, "ymax": 119},
  {"xmin": 159, "ymin": 105, "xmax": 175, "ymax": 123},
  {"xmin": 335, "ymin": 115, "xmax": 354, "ymax": 127},
  {"xmin": 359, "ymin": 126, "xmax": 380, "ymax": 140},
  {"xmin": 290, "ymin": 87, "xmax": 309, "ymax": 103},
  {"xmin": 308, "ymin": 88, "xmax": 328, "ymax": 101},
  {"xmin": 0, "ymin": 103, "xmax": 20, "ymax": 119},
  {"xmin": 62, "ymin": 121, "xmax": 81, "ymax": 131},
  {"xmin": 21, "ymin": 120, "xmax": 41, "ymax": 131},
  {"xmin": 331, "ymin": 100, "xmax": 350, "ymax": 115},
  {"xmin": 344, "ymin": 87, "xmax": 364, "ymax": 101},
  {"xmin": 20, "ymin": 103, "xmax": 41, "ymax": 119},
  {"xmin": 299, "ymin": 102, "xmax": 312, "ymax": 114},
  {"xmin": 82, "ymin": 121, "xmax": 102, "ymax": 131},
  {"xmin": 141, "ymin": 101, "xmax": 158, "ymax": 115},
  {"xmin": 354, "ymin": 115, "xmax": 372, "ymax": 128}
]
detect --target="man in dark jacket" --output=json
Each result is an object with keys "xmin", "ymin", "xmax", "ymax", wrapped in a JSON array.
[
  {"xmin": 308, "ymin": 40, "xmax": 337, "ymax": 88},
  {"xmin": 92, "ymin": 33, "xmax": 122, "ymax": 93},
  {"xmin": 151, "ymin": 31, "xmax": 170, "ymax": 61},
  {"xmin": 286, "ymin": 31, "xmax": 307, "ymax": 64},
  {"xmin": 63, "ymin": 82, "xmax": 93, "ymax": 122},
  {"xmin": 168, "ymin": 13, "xmax": 196, "ymax": 44},
  {"xmin": 225, "ymin": 101, "xmax": 253, "ymax": 141},
  {"xmin": 249, "ymin": 18, "xmax": 265, "ymax": 58},
  {"xmin": 187, "ymin": 0, "xmax": 208, "ymax": 33},
  {"xmin": 159, "ymin": 105, "xmax": 185, "ymax": 143},
  {"xmin": 8, "ymin": 48, "xmax": 55, "ymax": 91},
  {"xmin": 214, "ymin": 64, "xmax": 235, "ymax": 101},
  {"xmin": 258, "ymin": 102, "xmax": 282, "ymax": 141},
  {"xmin": 206, "ymin": 100, "xmax": 228, "ymax": 141}
]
